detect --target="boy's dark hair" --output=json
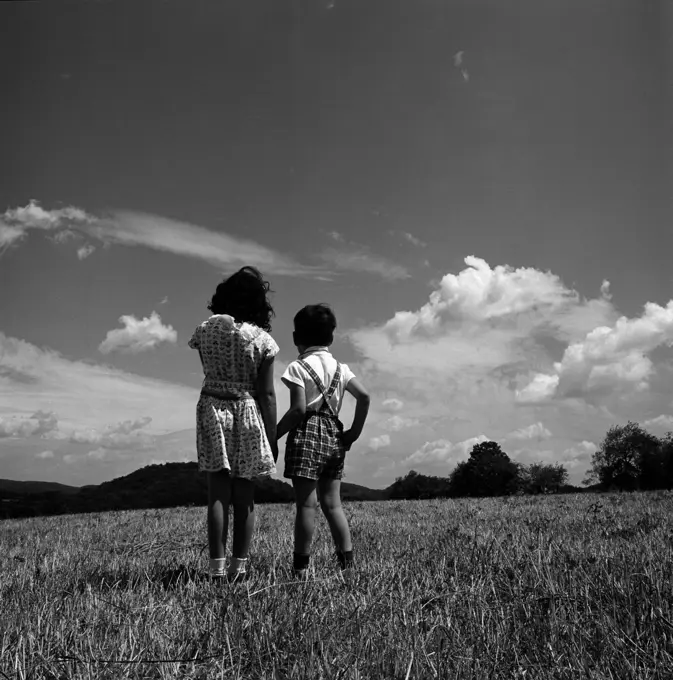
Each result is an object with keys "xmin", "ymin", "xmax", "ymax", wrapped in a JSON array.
[
  {"xmin": 208, "ymin": 266, "xmax": 275, "ymax": 331},
  {"xmin": 293, "ymin": 304, "xmax": 337, "ymax": 347}
]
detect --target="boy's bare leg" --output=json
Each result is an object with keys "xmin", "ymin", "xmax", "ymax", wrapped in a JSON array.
[
  {"xmin": 231, "ymin": 477, "xmax": 256, "ymax": 558},
  {"xmin": 318, "ymin": 478, "xmax": 352, "ymax": 554},
  {"xmin": 292, "ymin": 477, "xmax": 319, "ymax": 562},
  {"xmin": 207, "ymin": 470, "xmax": 232, "ymax": 560}
]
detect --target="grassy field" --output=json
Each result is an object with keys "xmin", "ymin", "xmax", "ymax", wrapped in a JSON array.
[{"xmin": 2, "ymin": 492, "xmax": 673, "ymax": 679}]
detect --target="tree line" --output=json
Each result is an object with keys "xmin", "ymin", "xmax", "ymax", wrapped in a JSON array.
[{"xmin": 389, "ymin": 421, "xmax": 673, "ymax": 500}]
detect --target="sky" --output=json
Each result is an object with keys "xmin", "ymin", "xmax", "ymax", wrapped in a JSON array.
[{"xmin": 1, "ymin": 0, "xmax": 672, "ymax": 488}]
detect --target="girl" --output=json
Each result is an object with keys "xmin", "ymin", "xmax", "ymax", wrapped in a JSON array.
[
  {"xmin": 189, "ymin": 266, "xmax": 279, "ymax": 581},
  {"xmin": 277, "ymin": 304, "xmax": 370, "ymax": 579}
]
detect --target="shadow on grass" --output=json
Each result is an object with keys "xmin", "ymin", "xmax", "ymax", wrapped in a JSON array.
[{"xmin": 75, "ymin": 564, "xmax": 207, "ymax": 592}]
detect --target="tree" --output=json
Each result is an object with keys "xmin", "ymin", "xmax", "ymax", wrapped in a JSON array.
[
  {"xmin": 659, "ymin": 432, "xmax": 673, "ymax": 489},
  {"xmin": 521, "ymin": 463, "xmax": 568, "ymax": 494},
  {"xmin": 585, "ymin": 421, "xmax": 660, "ymax": 490},
  {"xmin": 387, "ymin": 470, "xmax": 451, "ymax": 500},
  {"xmin": 449, "ymin": 441, "xmax": 519, "ymax": 497}
]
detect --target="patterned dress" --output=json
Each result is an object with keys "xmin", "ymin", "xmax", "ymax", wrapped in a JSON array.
[{"xmin": 189, "ymin": 314, "xmax": 279, "ymax": 478}]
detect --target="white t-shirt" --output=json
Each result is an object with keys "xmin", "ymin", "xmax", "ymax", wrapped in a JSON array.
[{"xmin": 281, "ymin": 347, "xmax": 356, "ymax": 414}]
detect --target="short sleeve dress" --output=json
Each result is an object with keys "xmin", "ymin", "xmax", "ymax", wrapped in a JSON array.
[{"xmin": 189, "ymin": 314, "xmax": 279, "ymax": 477}]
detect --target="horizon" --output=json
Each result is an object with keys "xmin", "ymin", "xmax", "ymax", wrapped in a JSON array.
[{"xmin": 2, "ymin": 0, "xmax": 672, "ymax": 489}]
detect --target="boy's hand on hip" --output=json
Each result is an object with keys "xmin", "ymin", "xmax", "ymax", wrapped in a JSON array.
[{"xmin": 342, "ymin": 429, "xmax": 357, "ymax": 451}]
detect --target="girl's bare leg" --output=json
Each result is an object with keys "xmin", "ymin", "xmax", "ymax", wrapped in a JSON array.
[
  {"xmin": 207, "ymin": 470, "xmax": 232, "ymax": 559},
  {"xmin": 231, "ymin": 478, "xmax": 256, "ymax": 558}
]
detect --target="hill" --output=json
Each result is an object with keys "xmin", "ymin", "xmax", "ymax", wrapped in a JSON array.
[
  {"xmin": 0, "ymin": 479, "xmax": 81, "ymax": 495},
  {"xmin": 0, "ymin": 463, "xmax": 388, "ymax": 520}
]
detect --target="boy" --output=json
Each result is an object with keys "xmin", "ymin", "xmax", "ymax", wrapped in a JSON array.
[{"xmin": 277, "ymin": 304, "xmax": 370, "ymax": 578}]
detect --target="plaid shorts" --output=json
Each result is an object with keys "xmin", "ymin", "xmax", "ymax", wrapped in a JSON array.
[{"xmin": 284, "ymin": 411, "xmax": 346, "ymax": 480}]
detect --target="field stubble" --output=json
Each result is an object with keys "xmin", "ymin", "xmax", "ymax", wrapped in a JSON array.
[{"xmin": 2, "ymin": 492, "xmax": 673, "ymax": 679}]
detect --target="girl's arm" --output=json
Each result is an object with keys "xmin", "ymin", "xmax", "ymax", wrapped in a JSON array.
[
  {"xmin": 341, "ymin": 378, "xmax": 370, "ymax": 451},
  {"xmin": 255, "ymin": 356, "xmax": 278, "ymax": 461},
  {"xmin": 277, "ymin": 383, "xmax": 306, "ymax": 440}
]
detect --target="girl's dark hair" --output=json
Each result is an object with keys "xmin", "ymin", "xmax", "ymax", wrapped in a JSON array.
[
  {"xmin": 293, "ymin": 304, "xmax": 337, "ymax": 347},
  {"xmin": 208, "ymin": 266, "xmax": 275, "ymax": 331}
]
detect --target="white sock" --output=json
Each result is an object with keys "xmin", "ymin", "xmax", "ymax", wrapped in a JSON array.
[
  {"xmin": 227, "ymin": 557, "xmax": 247, "ymax": 575},
  {"xmin": 209, "ymin": 558, "xmax": 226, "ymax": 576}
]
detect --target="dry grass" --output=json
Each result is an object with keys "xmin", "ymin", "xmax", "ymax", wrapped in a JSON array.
[{"xmin": 2, "ymin": 492, "xmax": 673, "ymax": 679}]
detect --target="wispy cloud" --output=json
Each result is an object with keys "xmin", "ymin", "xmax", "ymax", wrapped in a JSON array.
[
  {"xmin": 390, "ymin": 230, "xmax": 427, "ymax": 248},
  {"xmin": 99, "ymin": 312, "xmax": 177, "ymax": 354},
  {"xmin": 402, "ymin": 232, "xmax": 427, "ymax": 248},
  {"xmin": 0, "ymin": 201, "xmax": 323, "ymax": 277},
  {"xmin": 0, "ymin": 331, "xmax": 196, "ymax": 434},
  {"xmin": 320, "ymin": 247, "xmax": 410, "ymax": 281}
]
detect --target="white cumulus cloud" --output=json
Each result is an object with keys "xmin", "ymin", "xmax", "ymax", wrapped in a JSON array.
[
  {"xmin": 559, "ymin": 441, "xmax": 598, "ymax": 469},
  {"xmin": 506, "ymin": 422, "xmax": 552, "ymax": 441},
  {"xmin": 643, "ymin": 415, "xmax": 673, "ymax": 433},
  {"xmin": 76, "ymin": 244, "xmax": 96, "ymax": 260},
  {"xmin": 368, "ymin": 434, "xmax": 391, "ymax": 451},
  {"xmin": 517, "ymin": 301, "xmax": 673, "ymax": 399},
  {"xmin": 99, "ymin": 312, "xmax": 177, "ymax": 354},
  {"xmin": 0, "ymin": 410, "xmax": 58, "ymax": 438},
  {"xmin": 381, "ymin": 398, "xmax": 404, "ymax": 413}
]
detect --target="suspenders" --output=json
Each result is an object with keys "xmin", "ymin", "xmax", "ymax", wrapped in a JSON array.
[{"xmin": 297, "ymin": 360, "xmax": 341, "ymax": 416}]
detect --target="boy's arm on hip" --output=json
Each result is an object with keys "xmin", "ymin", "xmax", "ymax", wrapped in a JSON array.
[{"xmin": 343, "ymin": 378, "xmax": 370, "ymax": 444}]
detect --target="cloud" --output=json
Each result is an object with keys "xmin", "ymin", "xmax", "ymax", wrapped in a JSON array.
[
  {"xmin": 344, "ymin": 255, "xmax": 673, "ymax": 484},
  {"xmin": 506, "ymin": 422, "xmax": 552, "ymax": 441},
  {"xmin": 643, "ymin": 415, "xmax": 673, "ymax": 433},
  {"xmin": 70, "ymin": 416, "xmax": 155, "ymax": 451},
  {"xmin": 99, "ymin": 312, "xmax": 177, "ymax": 354},
  {"xmin": 0, "ymin": 201, "xmax": 323, "ymax": 277},
  {"xmin": 381, "ymin": 415, "xmax": 420, "ymax": 432},
  {"xmin": 515, "ymin": 374, "xmax": 560, "ymax": 404},
  {"xmin": 404, "ymin": 435, "xmax": 489, "ymax": 466},
  {"xmin": 87, "ymin": 448, "xmax": 106, "ymax": 460},
  {"xmin": 381, "ymin": 398, "xmax": 404, "ymax": 413},
  {"xmin": 510, "ymin": 448, "xmax": 557, "ymax": 465},
  {"xmin": 77, "ymin": 244, "xmax": 95, "ymax": 260},
  {"xmin": 36, "ymin": 450, "xmax": 54, "ymax": 459},
  {"xmin": 559, "ymin": 441, "xmax": 598, "ymax": 469},
  {"xmin": 320, "ymin": 247, "xmax": 410, "ymax": 281},
  {"xmin": 350, "ymin": 256, "xmax": 616, "ymax": 374},
  {"xmin": 368, "ymin": 434, "xmax": 391, "ymax": 451},
  {"xmin": 517, "ymin": 301, "xmax": 673, "ymax": 400},
  {"xmin": 51, "ymin": 229, "xmax": 79, "ymax": 244},
  {"xmin": 4, "ymin": 200, "xmax": 416, "ymax": 282},
  {"xmin": 0, "ymin": 332, "xmax": 196, "ymax": 436},
  {"xmin": 0, "ymin": 410, "xmax": 58, "ymax": 438},
  {"xmin": 401, "ymin": 232, "xmax": 427, "ymax": 248}
]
